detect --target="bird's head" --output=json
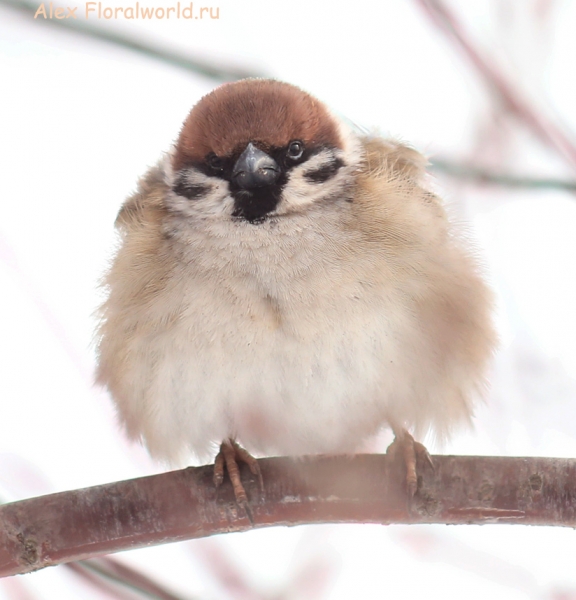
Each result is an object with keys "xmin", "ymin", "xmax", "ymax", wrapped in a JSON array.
[{"xmin": 168, "ymin": 79, "xmax": 362, "ymax": 224}]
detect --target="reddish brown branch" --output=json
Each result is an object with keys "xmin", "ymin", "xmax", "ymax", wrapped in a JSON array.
[{"xmin": 1, "ymin": 455, "xmax": 576, "ymax": 578}]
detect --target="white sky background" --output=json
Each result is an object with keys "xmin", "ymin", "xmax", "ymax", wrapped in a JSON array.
[{"xmin": 1, "ymin": 0, "xmax": 576, "ymax": 598}]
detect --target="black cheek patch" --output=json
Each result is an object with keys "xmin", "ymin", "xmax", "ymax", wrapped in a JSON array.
[
  {"xmin": 173, "ymin": 180, "xmax": 210, "ymax": 200},
  {"xmin": 304, "ymin": 157, "xmax": 344, "ymax": 183}
]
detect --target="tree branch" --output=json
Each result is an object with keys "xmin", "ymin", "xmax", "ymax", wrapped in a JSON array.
[
  {"xmin": 430, "ymin": 159, "xmax": 576, "ymax": 192},
  {"xmin": 414, "ymin": 0, "xmax": 576, "ymax": 171},
  {"xmin": 0, "ymin": 0, "xmax": 264, "ymax": 82},
  {"xmin": 1, "ymin": 455, "xmax": 576, "ymax": 578}
]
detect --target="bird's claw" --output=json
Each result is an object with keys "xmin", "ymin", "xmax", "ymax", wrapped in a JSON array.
[
  {"xmin": 213, "ymin": 439, "xmax": 262, "ymax": 521},
  {"xmin": 387, "ymin": 430, "xmax": 434, "ymax": 497}
]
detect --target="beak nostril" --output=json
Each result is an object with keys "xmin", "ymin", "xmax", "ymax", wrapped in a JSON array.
[{"xmin": 233, "ymin": 143, "xmax": 280, "ymax": 189}]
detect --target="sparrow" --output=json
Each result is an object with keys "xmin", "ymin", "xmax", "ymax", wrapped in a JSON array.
[{"xmin": 96, "ymin": 79, "xmax": 496, "ymax": 508}]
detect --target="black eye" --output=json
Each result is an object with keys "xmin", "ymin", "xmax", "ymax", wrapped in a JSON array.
[
  {"xmin": 207, "ymin": 153, "xmax": 225, "ymax": 171},
  {"xmin": 286, "ymin": 140, "xmax": 304, "ymax": 161}
]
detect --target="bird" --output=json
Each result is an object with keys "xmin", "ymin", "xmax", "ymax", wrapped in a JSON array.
[{"xmin": 95, "ymin": 78, "xmax": 496, "ymax": 508}]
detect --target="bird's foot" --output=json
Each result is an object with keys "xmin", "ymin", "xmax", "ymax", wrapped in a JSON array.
[
  {"xmin": 213, "ymin": 439, "xmax": 264, "ymax": 521},
  {"xmin": 387, "ymin": 430, "xmax": 434, "ymax": 497}
]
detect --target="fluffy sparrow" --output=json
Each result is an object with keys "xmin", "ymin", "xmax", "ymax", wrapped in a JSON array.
[{"xmin": 96, "ymin": 79, "xmax": 495, "ymax": 505}]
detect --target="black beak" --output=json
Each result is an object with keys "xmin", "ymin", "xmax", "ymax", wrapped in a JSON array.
[{"xmin": 232, "ymin": 143, "xmax": 280, "ymax": 189}]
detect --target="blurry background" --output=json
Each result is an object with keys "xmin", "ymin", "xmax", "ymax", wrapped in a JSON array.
[{"xmin": 1, "ymin": 0, "xmax": 576, "ymax": 598}]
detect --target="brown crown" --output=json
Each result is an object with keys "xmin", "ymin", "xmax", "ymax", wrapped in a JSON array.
[{"xmin": 172, "ymin": 79, "xmax": 342, "ymax": 171}]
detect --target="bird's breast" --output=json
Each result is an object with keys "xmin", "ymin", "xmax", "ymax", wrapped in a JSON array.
[{"xmin": 117, "ymin": 213, "xmax": 422, "ymax": 462}]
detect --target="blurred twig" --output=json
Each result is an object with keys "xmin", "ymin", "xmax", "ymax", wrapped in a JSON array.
[
  {"xmin": 415, "ymin": 0, "xmax": 576, "ymax": 171},
  {"xmin": 430, "ymin": 159, "xmax": 576, "ymax": 192},
  {"xmin": 70, "ymin": 558, "xmax": 191, "ymax": 600},
  {"xmin": 65, "ymin": 561, "xmax": 148, "ymax": 600},
  {"xmin": 1, "ymin": 454, "xmax": 576, "ymax": 578},
  {"xmin": 0, "ymin": 0, "xmax": 263, "ymax": 82},
  {"xmin": 191, "ymin": 540, "xmax": 269, "ymax": 600}
]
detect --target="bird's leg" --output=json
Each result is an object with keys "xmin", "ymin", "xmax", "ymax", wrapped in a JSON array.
[
  {"xmin": 213, "ymin": 439, "xmax": 264, "ymax": 513},
  {"xmin": 386, "ymin": 429, "xmax": 434, "ymax": 497}
]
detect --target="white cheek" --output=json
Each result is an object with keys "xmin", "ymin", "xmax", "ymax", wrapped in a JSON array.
[
  {"xmin": 169, "ymin": 183, "xmax": 234, "ymax": 219},
  {"xmin": 163, "ymin": 155, "xmax": 234, "ymax": 219},
  {"xmin": 279, "ymin": 147, "xmax": 360, "ymax": 213},
  {"xmin": 281, "ymin": 172, "xmax": 342, "ymax": 210}
]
